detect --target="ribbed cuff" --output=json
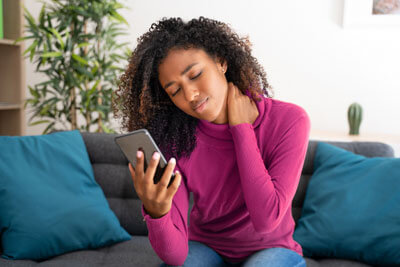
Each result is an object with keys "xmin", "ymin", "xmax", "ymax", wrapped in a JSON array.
[
  {"xmin": 229, "ymin": 122, "xmax": 253, "ymax": 133},
  {"xmin": 141, "ymin": 204, "xmax": 171, "ymax": 226}
]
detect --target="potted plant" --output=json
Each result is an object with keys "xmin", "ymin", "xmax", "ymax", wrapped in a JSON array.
[
  {"xmin": 347, "ymin": 102, "xmax": 363, "ymax": 135},
  {"xmin": 17, "ymin": 0, "xmax": 131, "ymax": 133}
]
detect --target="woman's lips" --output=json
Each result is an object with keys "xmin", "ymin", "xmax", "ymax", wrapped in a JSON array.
[{"xmin": 194, "ymin": 97, "xmax": 208, "ymax": 112}]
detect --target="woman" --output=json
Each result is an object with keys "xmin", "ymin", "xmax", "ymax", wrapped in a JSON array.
[{"xmin": 113, "ymin": 16, "xmax": 309, "ymax": 267}]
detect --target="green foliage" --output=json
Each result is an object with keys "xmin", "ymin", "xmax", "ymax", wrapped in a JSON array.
[{"xmin": 18, "ymin": 0, "xmax": 131, "ymax": 134}]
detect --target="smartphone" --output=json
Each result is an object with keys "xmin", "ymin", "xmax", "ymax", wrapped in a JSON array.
[{"xmin": 114, "ymin": 129, "xmax": 176, "ymax": 188}]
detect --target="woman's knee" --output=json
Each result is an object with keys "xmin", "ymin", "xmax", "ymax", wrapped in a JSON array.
[
  {"xmin": 183, "ymin": 241, "xmax": 225, "ymax": 267},
  {"xmin": 160, "ymin": 240, "xmax": 226, "ymax": 267},
  {"xmin": 242, "ymin": 247, "xmax": 306, "ymax": 267}
]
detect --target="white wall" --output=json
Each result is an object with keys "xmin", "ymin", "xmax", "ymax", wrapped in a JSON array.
[{"xmin": 24, "ymin": 0, "xmax": 400, "ymax": 139}]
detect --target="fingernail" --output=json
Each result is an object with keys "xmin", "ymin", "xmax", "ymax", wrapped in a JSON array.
[
  {"xmin": 169, "ymin": 157, "xmax": 176, "ymax": 164},
  {"xmin": 152, "ymin": 152, "xmax": 160, "ymax": 160},
  {"xmin": 137, "ymin": 150, "xmax": 142, "ymax": 158}
]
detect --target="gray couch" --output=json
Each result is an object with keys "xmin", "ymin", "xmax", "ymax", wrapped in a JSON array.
[{"xmin": 0, "ymin": 132, "xmax": 395, "ymax": 267}]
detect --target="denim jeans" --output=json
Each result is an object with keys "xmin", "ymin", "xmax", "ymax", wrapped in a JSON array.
[{"xmin": 160, "ymin": 240, "xmax": 306, "ymax": 267}]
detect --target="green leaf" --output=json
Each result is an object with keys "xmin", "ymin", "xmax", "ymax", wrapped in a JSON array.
[
  {"xmin": 89, "ymin": 80, "xmax": 101, "ymax": 95},
  {"xmin": 24, "ymin": 99, "xmax": 36, "ymax": 109},
  {"xmin": 42, "ymin": 51, "xmax": 63, "ymax": 58},
  {"xmin": 113, "ymin": 3, "xmax": 125, "ymax": 10},
  {"xmin": 42, "ymin": 122, "xmax": 56, "ymax": 135},
  {"xmin": 36, "ymin": 79, "xmax": 53, "ymax": 87},
  {"xmin": 47, "ymin": 13, "xmax": 53, "ymax": 29},
  {"xmin": 29, "ymin": 119, "xmax": 50, "ymax": 126},
  {"xmin": 29, "ymin": 42, "xmax": 38, "ymax": 62},
  {"xmin": 29, "ymin": 86, "xmax": 40, "ymax": 99},
  {"xmin": 23, "ymin": 40, "xmax": 38, "ymax": 58},
  {"xmin": 73, "ymin": 64, "xmax": 93, "ymax": 79},
  {"xmin": 100, "ymin": 123, "xmax": 116, "ymax": 134},
  {"xmin": 71, "ymin": 53, "xmax": 88, "ymax": 65},
  {"xmin": 23, "ymin": 5, "xmax": 38, "ymax": 30},
  {"xmin": 77, "ymin": 42, "xmax": 91, "ymax": 49},
  {"xmin": 39, "ymin": 3, "xmax": 46, "ymax": 26},
  {"xmin": 13, "ymin": 36, "xmax": 34, "ymax": 45},
  {"xmin": 39, "ymin": 104, "xmax": 51, "ymax": 116},
  {"xmin": 91, "ymin": 64, "xmax": 99, "ymax": 75},
  {"xmin": 49, "ymin": 28, "xmax": 65, "ymax": 50},
  {"xmin": 41, "ymin": 96, "xmax": 59, "ymax": 107},
  {"xmin": 109, "ymin": 10, "xmax": 128, "ymax": 25}
]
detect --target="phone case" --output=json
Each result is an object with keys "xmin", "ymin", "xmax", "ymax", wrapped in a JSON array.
[{"xmin": 114, "ymin": 129, "xmax": 176, "ymax": 187}]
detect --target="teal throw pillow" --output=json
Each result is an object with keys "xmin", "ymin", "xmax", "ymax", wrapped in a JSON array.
[
  {"xmin": 293, "ymin": 142, "xmax": 400, "ymax": 266},
  {"xmin": 0, "ymin": 130, "xmax": 131, "ymax": 260}
]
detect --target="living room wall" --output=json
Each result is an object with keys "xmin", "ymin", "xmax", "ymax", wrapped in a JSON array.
[{"xmin": 24, "ymin": 0, "xmax": 400, "ymax": 140}]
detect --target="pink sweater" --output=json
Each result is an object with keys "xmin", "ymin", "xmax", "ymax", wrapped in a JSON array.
[{"xmin": 141, "ymin": 95, "xmax": 311, "ymax": 265}]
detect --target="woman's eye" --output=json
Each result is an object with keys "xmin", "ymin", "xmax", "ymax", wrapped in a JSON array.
[
  {"xmin": 171, "ymin": 72, "xmax": 202, "ymax": 97},
  {"xmin": 191, "ymin": 72, "xmax": 202, "ymax": 80},
  {"xmin": 172, "ymin": 88, "xmax": 180, "ymax": 97}
]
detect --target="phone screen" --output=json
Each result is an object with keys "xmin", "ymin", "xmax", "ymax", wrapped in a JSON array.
[{"xmin": 114, "ymin": 129, "xmax": 176, "ymax": 187}]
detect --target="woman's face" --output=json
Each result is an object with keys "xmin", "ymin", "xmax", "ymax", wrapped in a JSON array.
[{"xmin": 158, "ymin": 48, "xmax": 228, "ymax": 124}]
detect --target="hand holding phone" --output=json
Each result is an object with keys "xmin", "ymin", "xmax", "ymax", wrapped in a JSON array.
[{"xmin": 115, "ymin": 129, "xmax": 182, "ymax": 218}]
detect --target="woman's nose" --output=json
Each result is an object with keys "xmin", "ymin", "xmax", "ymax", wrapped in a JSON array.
[{"xmin": 183, "ymin": 85, "xmax": 200, "ymax": 102}]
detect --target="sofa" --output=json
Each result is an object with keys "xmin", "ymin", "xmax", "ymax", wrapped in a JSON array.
[{"xmin": 0, "ymin": 131, "xmax": 395, "ymax": 267}]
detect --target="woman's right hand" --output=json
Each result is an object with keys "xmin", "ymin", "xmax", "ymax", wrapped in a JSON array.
[{"xmin": 128, "ymin": 150, "xmax": 182, "ymax": 219}]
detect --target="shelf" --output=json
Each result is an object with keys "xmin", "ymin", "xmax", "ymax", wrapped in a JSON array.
[
  {"xmin": 0, "ymin": 39, "xmax": 21, "ymax": 46},
  {"xmin": 0, "ymin": 0, "xmax": 25, "ymax": 136},
  {"xmin": 310, "ymin": 129, "xmax": 400, "ymax": 144},
  {"xmin": 0, "ymin": 102, "xmax": 23, "ymax": 110}
]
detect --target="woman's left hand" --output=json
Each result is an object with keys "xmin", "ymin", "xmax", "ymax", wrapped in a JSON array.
[{"xmin": 227, "ymin": 82, "xmax": 259, "ymax": 126}]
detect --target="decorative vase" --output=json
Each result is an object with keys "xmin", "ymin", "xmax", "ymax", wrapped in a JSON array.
[{"xmin": 347, "ymin": 102, "xmax": 363, "ymax": 135}]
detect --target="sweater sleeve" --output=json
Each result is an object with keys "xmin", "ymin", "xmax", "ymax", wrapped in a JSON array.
[
  {"xmin": 229, "ymin": 112, "xmax": 310, "ymax": 234},
  {"xmin": 140, "ymin": 163, "xmax": 190, "ymax": 266}
]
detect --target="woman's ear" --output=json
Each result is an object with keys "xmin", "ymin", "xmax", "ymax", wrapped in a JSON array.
[
  {"xmin": 222, "ymin": 60, "xmax": 227, "ymax": 73},
  {"xmin": 216, "ymin": 57, "xmax": 228, "ymax": 74}
]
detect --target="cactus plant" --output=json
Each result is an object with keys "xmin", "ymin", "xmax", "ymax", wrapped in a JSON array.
[{"xmin": 347, "ymin": 102, "xmax": 363, "ymax": 135}]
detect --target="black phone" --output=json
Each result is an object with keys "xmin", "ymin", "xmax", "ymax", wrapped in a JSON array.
[{"xmin": 114, "ymin": 129, "xmax": 176, "ymax": 188}]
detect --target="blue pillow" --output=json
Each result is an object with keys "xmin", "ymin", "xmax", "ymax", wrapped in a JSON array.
[
  {"xmin": 0, "ymin": 130, "xmax": 131, "ymax": 260},
  {"xmin": 293, "ymin": 142, "xmax": 400, "ymax": 266}
]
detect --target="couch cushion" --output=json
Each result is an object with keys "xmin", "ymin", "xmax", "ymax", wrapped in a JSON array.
[
  {"xmin": 0, "ymin": 130, "xmax": 131, "ymax": 261},
  {"xmin": 80, "ymin": 132, "xmax": 151, "ymax": 236},
  {"xmin": 291, "ymin": 139, "xmax": 395, "ymax": 226},
  {"xmin": 293, "ymin": 141, "xmax": 400, "ymax": 266},
  {"xmin": 0, "ymin": 236, "xmax": 162, "ymax": 267}
]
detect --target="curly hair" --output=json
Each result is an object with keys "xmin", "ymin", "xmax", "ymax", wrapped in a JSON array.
[{"xmin": 112, "ymin": 16, "xmax": 274, "ymax": 160}]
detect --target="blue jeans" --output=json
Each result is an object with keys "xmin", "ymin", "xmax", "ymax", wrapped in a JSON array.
[{"xmin": 160, "ymin": 240, "xmax": 306, "ymax": 267}]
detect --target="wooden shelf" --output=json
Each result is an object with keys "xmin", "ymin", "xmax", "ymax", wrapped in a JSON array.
[
  {"xmin": 310, "ymin": 129, "xmax": 400, "ymax": 144},
  {"xmin": 0, "ymin": 38, "xmax": 21, "ymax": 46},
  {"xmin": 0, "ymin": 0, "xmax": 25, "ymax": 136},
  {"xmin": 0, "ymin": 102, "xmax": 23, "ymax": 110}
]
